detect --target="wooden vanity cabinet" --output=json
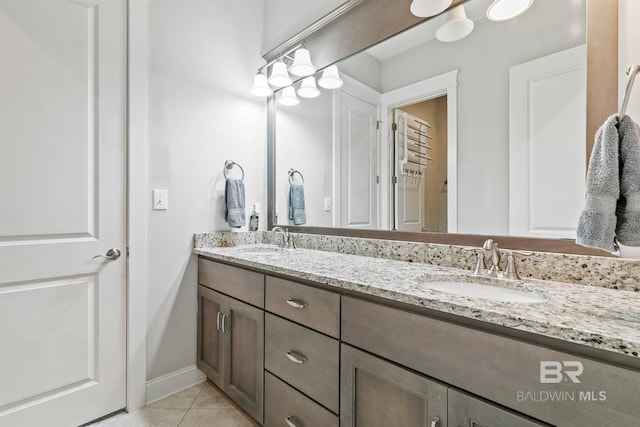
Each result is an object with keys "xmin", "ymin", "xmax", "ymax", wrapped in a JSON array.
[
  {"xmin": 197, "ymin": 259, "xmax": 264, "ymax": 424},
  {"xmin": 341, "ymin": 344, "xmax": 447, "ymax": 427},
  {"xmin": 197, "ymin": 258, "xmax": 640, "ymax": 427},
  {"xmin": 263, "ymin": 276, "xmax": 341, "ymax": 427}
]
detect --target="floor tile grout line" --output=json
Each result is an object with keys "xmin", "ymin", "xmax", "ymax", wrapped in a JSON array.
[{"xmin": 177, "ymin": 381, "xmax": 206, "ymax": 426}]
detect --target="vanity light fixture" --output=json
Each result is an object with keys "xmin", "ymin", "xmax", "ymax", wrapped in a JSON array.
[
  {"xmin": 297, "ymin": 76, "xmax": 321, "ymax": 98},
  {"xmin": 435, "ymin": 5, "xmax": 474, "ymax": 42},
  {"xmin": 268, "ymin": 60, "xmax": 293, "ymax": 88},
  {"xmin": 317, "ymin": 65, "xmax": 343, "ymax": 89},
  {"xmin": 250, "ymin": 72, "xmax": 273, "ymax": 97},
  {"xmin": 409, "ymin": 0, "xmax": 452, "ymax": 18},
  {"xmin": 279, "ymin": 86, "xmax": 300, "ymax": 106},
  {"xmin": 486, "ymin": 0, "xmax": 535, "ymax": 21},
  {"xmin": 289, "ymin": 47, "xmax": 316, "ymax": 77}
]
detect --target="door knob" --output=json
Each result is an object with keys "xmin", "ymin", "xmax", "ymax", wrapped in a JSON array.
[{"xmin": 93, "ymin": 248, "xmax": 122, "ymax": 260}]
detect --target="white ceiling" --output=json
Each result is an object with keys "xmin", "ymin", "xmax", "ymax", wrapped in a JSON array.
[{"xmin": 365, "ymin": 0, "xmax": 493, "ymax": 61}]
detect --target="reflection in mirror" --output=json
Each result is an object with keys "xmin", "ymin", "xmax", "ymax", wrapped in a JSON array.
[{"xmin": 273, "ymin": 0, "xmax": 587, "ymax": 239}]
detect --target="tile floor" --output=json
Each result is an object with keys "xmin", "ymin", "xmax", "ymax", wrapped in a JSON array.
[{"xmin": 89, "ymin": 381, "xmax": 257, "ymax": 427}]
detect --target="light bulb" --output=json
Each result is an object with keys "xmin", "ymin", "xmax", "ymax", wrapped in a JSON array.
[
  {"xmin": 289, "ymin": 48, "xmax": 316, "ymax": 77},
  {"xmin": 409, "ymin": 0, "xmax": 452, "ymax": 18},
  {"xmin": 318, "ymin": 65, "xmax": 343, "ymax": 90},
  {"xmin": 279, "ymin": 86, "xmax": 300, "ymax": 106},
  {"xmin": 486, "ymin": 0, "xmax": 535, "ymax": 21},
  {"xmin": 268, "ymin": 61, "xmax": 292, "ymax": 88},
  {"xmin": 435, "ymin": 5, "xmax": 474, "ymax": 42},
  {"xmin": 250, "ymin": 73, "xmax": 272, "ymax": 97},
  {"xmin": 297, "ymin": 76, "xmax": 321, "ymax": 98}
]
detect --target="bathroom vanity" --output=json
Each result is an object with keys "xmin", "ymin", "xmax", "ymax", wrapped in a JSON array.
[{"xmin": 194, "ymin": 233, "xmax": 640, "ymax": 427}]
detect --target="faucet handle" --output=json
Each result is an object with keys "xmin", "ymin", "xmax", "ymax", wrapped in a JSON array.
[
  {"xmin": 462, "ymin": 247, "xmax": 487, "ymax": 275},
  {"xmin": 502, "ymin": 250, "xmax": 532, "ymax": 280}
]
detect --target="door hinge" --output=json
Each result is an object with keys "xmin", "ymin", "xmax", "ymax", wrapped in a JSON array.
[
  {"xmin": 392, "ymin": 123, "xmax": 397, "ymax": 132},
  {"xmin": 376, "ymin": 120, "xmax": 382, "ymax": 130},
  {"xmin": 376, "ymin": 175, "xmax": 380, "ymax": 184}
]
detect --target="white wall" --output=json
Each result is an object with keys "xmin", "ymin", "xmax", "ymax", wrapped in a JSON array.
[
  {"xmin": 620, "ymin": 0, "xmax": 640, "ymax": 120},
  {"xmin": 275, "ymin": 92, "xmax": 334, "ymax": 227},
  {"xmin": 146, "ymin": 0, "xmax": 266, "ymax": 382}
]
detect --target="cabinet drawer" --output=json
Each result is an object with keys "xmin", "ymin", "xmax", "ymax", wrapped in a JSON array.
[
  {"xmin": 264, "ymin": 371, "xmax": 339, "ymax": 427},
  {"xmin": 342, "ymin": 296, "xmax": 640, "ymax": 427},
  {"xmin": 265, "ymin": 313, "xmax": 339, "ymax": 413},
  {"xmin": 265, "ymin": 276, "xmax": 340, "ymax": 338},
  {"xmin": 198, "ymin": 258, "xmax": 264, "ymax": 308},
  {"xmin": 448, "ymin": 389, "xmax": 550, "ymax": 427}
]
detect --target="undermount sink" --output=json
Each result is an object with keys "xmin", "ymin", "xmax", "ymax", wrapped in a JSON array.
[
  {"xmin": 238, "ymin": 245, "xmax": 287, "ymax": 254},
  {"xmin": 423, "ymin": 280, "xmax": 547, "ymax": 303}
]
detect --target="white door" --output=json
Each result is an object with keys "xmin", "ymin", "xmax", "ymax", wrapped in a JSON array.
[
  {"xmin": 394, "ymin": 109, "xmax": 424, "ymax": 232},
  {"xmin": 340, "ymin": 92, "xmax": 379, "ymax": 228},
  {"xmin": 0, "ymin": 0, "xmax": 127, "ymax": 426},
  {"xmin": 509, "ymin": 45, "xmax": 586, "ymax": 238}
]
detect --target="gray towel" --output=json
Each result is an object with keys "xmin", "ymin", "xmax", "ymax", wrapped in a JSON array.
[
  {"xmin": 225, "ymin": 178, "xmax": 245, "ymax": 228},
  {"xmin": 288, "ymin": 184, "xmax": 306, "ymax": 225},
  {"xmin": 615, "ymin": 115, "xmax": 640, "ymax": 246},
  {"xmin": 576, "ymin": 115, "xmax": 620, "ymax": 253}
]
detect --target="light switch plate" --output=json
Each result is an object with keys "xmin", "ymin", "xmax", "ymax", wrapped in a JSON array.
[
  {"xmin": 153, "ymin": 189, "xmax": 168, "ymax": 210},
  {"xmin": 324, "ymin": 197, "xmax": 332, "ymax": 212}
]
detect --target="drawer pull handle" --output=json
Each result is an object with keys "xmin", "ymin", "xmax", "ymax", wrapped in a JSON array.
[
  {"xmin": 431, "ymin": 416, "xmax": 440, "ymax": 427},
  {"xmin": 285, "ymin": 416, "xmax": 302, "ymax": 427},
  {"xmin": 221, "ymin": 313, "xmax": 228, "ymax": 334},
  {"xmin": 216, "ymin": 312, "xmax": 222, "ymax": 331},
  {"xmin": 286, "ymin": 351, "xmax": 307, "ymax": 364},
  {"xmin": 286, "ymin": 299, "xmax": 307, "ymax": 309}
]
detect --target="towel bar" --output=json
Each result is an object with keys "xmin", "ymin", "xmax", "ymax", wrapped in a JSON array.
[
  {"xmin": 288, "ymin": 168, "xmax": 304, "ymax": 185},
  {"xmin": 618, "ymin": 64, "xmax": 640, "ymax": 120},
  {"xmin": 223, "ymin": 160, "xmax": 245, "ymax": 180}
]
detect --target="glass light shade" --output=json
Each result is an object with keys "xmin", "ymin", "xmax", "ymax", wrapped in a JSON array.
[
  {"xmin": 279, "ymin": 86, "xmax": 300, "ymax": 106},
  {"xmin": 317, "ymin": 65, "xmax": 343, "ymax": 89},
  {"xmin": 250, "ymin": 73, "xmax": 273, "ymax": 97},
  {"xmin": 289, "ymin": 48, "xmax": 316, "ymax": 77},
  {"xmin": 268, "ymin": 61, "xmax": 292, "ymax": 87},
  {"xmin": 486, "ymin": 0, "xmax": 534, "ymax": 21},
  {"xmin": 297, "ymin": 76, "xmax": 321, "ymax": 98},
  {"xmin": 435, "ymin": 6, "xmax": 474, "ymax": 42},
  {"xmin": 409, "ymin": 0, "xmax": 452, "ymax": 17}
]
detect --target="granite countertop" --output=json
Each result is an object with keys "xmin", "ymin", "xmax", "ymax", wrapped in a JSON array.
[{"xmin": 194, "ymin": 243, "xmax": 640, "ymax": 359}]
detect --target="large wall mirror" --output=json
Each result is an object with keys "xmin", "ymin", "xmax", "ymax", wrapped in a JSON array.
[{"xmin": 267, "ymin": 0, "xmax": 618, "ymax": 254}]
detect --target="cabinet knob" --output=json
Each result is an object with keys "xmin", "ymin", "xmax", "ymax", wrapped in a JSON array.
[
  {"xmin": 285, "ymin": 416, "xmax": 303, "ymax": 427},
  {"xmin": 286, "ymin": 351, "xmax": 307, "ymax": 364},
  {"xmin": 286, "ymin": 299, "xmax": 307, "ymax": 309}
]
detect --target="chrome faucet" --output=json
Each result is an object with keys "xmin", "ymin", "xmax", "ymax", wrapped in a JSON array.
[
  {"xmin": 482, "ymin": 239, "xmax": 502, "ymax": 277},
  {"xmin": 465, "ymin": 239, "xmax": 532, "ymax": 280},
  {"xmin": 271, "ymin": 226, "xmax": 295, "ymax": 249}
]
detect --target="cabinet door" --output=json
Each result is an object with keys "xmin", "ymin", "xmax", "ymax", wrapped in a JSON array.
[
  {"xmin": 224, "ymin": 296, "xmax": 264, "ymax": 424},
  {"xmin": 448, "ymin": 389, "xmax": 552, "ymax": 427},
  {"xmin": 197, "ymin": 285, "xmax": 225, "ymax": 388},
  {"xmin": 341, "ymin": 344, "xmax": 447, "ymax": 427}
]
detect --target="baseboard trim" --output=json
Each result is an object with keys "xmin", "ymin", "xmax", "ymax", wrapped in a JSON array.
[{"xmin": 145, "ymin": 365, "xmax": 206, "ymax": 404}]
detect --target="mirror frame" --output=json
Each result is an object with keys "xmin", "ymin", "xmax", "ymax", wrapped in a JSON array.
[{"xmin": 266, "ymin": 0, "xmax": 619, "ymax": 256}]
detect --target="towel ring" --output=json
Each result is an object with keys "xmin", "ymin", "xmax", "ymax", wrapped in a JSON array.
[
  {"xmin": 224, "ymin": 160, "xmax": 244, "ymax": 180},
  {"xmin": 288, "ymin": 168, "xmax": 304, "ymax": 185}
]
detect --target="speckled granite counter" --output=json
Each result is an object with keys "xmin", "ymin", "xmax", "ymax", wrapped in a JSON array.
[{"xmin": 194, "ymin": 233, "xmax": 640, "ymax": 360}]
